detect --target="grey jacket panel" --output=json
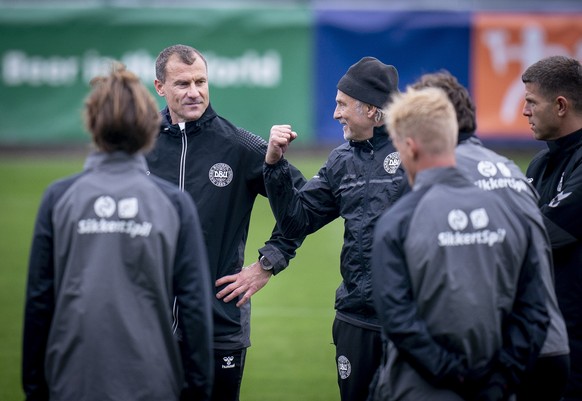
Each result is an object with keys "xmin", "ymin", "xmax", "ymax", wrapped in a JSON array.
[
  {"xmin": 371, "ymin": 167, "xmax": 549, "ymax": 400},
  {"xmin": 456, "ymin": 137, "xmax": 569, "ymax": 357},
  {"xmin": 23, "ymin": 152, "xmax": 213, "ymax": 401}
]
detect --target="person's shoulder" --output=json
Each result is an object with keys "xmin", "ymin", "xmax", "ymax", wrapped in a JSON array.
[
  {"xmin": 47, "ymin": 171, "xmax": 86, "ymax": 200},
  {"xmin": 35, "ymin": 171, "xmax": 87, "ymax": 215},
  {"xmin": 456, "ymin": 141, "xmax": 503, "ymax": 163},
  {"xmin": 456, "ymin": 145, "xmax": 525, "ymax": 177},
  {"xmin": 527, "ymin": 148, "xmax": 550, "ymax": 174},
  {"xmin": 326, "ymin": 142, "xmax": 352, "ymax": 164},
  {"xmin": 230, "ymin": 126, "xmax": 267, "ymax": 156},
  {"xmin": 211, "ymin": 114, "xmax": 267, "ymax": 152}
]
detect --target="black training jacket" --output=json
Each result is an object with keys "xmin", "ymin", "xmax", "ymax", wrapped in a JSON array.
[
  {"xmin": 264, "ymin": 127, "xmax": 408, "ymax": 329},
  {"xmin": 146, "ymin": 105, "xmax": 306, "ymax": 350},
  {"xmin": 526, "ymin": 128, "xmax": 582, "ymax": 398}
]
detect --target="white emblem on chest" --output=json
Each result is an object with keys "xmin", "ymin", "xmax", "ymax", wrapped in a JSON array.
[
  {"xmin": 383, "ymin": 152, "xmax": 401, "ymax": 174},
  {"xmin": 209, "ymin": 163, "xmax": 234, "ymax": 187}
]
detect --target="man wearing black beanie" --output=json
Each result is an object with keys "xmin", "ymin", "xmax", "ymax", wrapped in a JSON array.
[
  {"xmin": 220, "ymin": 56, "xmax": 408, "ymax": 401},
  {"xmin": 337, "ymin": 56, "xmax": 399, "ymax": 114}
]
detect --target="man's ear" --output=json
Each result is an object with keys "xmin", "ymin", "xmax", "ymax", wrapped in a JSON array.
[
  {"xmin": 406, "ymin": 137, "xmax": 419, "ymax": 160},
  {"xmin": 556, "ymin": 96, "xmax": 568, "ymax": 117},
  {"xmin": 154, "ymin": 79, "xmax": 165, "ymax": 97}
]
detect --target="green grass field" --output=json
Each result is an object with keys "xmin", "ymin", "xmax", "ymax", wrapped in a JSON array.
[{"xmin": 0, "ymin": 148, "xmax": 538, "ymax": 401}]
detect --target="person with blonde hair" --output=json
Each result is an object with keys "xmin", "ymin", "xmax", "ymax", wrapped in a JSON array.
[
  {"xmin": 369, "ymin": 87, "xmax": 549, "ymax": 401},
  {"xmin": 412, "ymin": 70, "xmax": 569, "ymax": 401},
  {"xmin": 23, "ymin": 63, "xmax": 214, "ymax": 401}
]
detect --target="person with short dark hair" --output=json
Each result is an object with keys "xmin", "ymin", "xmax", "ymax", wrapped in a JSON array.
[
  {"xmin": 412, "ymin": 70, "xmax": 570, "ymax": 401},
  {"xmin": 260, "ymin": 57, "xmax": 408, "ymax": 401},
  {"xmin": 370, "ymin": 86, "xmax": 549, "ymax": 401},
  {"xmin": 22, "ymin": 63, "xmax": 214, "ymax": 401},
  {"xmin": 523, "ymin": 55, "xmax": 582, "ymax": 401},
  {"xmin": 146, "ymin": 44, "xmax": 307, "ymax": 401}
]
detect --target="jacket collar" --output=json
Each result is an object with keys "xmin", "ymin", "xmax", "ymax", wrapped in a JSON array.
[
  {"xmin": 414, "ymin": 166, "xmax": 468, "ymax": 191},
  {"xmin": 349, "ymin": 125, "xmax": 390, "ymax": 151},
  {"xmin": 84, "ymin": 151, "xmax": 148, "ymax": 172},
  {"xmin": 547, "ymin": 127, "xmax": 582, "ymax": 156},
  {"xmin": 457, "ymin": 131, "xmax": 477, "ymax": 145},
  {"xmin": 160, "ymin": 104, "xmax": 218, "ymax": 136}
]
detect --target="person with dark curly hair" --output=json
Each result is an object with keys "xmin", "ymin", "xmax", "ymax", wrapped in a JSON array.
[{"xmin": 413, "ymin": 70, "xmax": 569, "ymax": 401}]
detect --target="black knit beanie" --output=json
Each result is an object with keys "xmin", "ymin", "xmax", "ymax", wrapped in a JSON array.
[{"xmin": 337, "ymin": 57, "xmax": 399, "ymax": 108}]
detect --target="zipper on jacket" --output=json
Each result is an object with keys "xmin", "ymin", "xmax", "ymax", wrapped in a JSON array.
[
  {"xmin": 179, "ymin": 128, "xmax": 187, "ymax": 192},
  {"xmin": 366, "ymin": 139, "xmax": 373, "ymax": 157}
]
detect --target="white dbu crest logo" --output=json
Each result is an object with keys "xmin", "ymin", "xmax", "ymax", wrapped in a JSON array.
[
  {"xmin": 222, "ymin": 356, "xmax": 235, "ymax": 369},
  {"xmin": 383, "ymin": 152, "xmax": 401, "ymax": 174},
  {"xmin": 337, "ymin": 355, "xmax": 351, "ymax": 379},
  {"xmin": 209, "ymin": 163, "xmax": 233, "ymax": 187}
]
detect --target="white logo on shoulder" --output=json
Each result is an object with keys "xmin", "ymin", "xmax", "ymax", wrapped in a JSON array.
[
  {"xmin": 439, "ymin": 208, "xmax": 506, "ymax": 247},
  {"xmin": 383, "ymin": 152, "xmax": 401, "ymax": 174},
  {"xmin": 474, "ymin": 160, "xmax": 528, "ymax": 193},
  {"xmin": 337, "ymin": 355, "xmax": 351, "ymax": 380},
  {"xmin": 478, "ymin": 161, "xmax": 513, "ymax": 178},
  {"xmin": 209, "ymin": 163, "xmax": 234, "ymax": 187},
  {"xmin": 477, "ymin": 161, "xmax": 497, "ymax": 177},
  {"xmin": 94, "ymin": 196, "xmax": 116, "ymax": 218}
]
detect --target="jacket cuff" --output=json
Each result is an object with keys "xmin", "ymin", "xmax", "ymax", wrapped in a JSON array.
[
  {"xmin": 263, "ymin": 157, "xmax": 288, "ymax": 173},
  {"xmin": 258, "ymin": 245, "xmax": 287, "ymax": 275}
]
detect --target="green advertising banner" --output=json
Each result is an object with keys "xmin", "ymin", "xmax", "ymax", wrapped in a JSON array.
[{"xmin": 0, "ymin": 7, "xmax": 313, "ymax": 145}]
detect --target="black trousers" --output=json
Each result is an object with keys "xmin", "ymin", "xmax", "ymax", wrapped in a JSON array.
[
  {"xmin": 211, "ymin": 348, "xmax": 247, "ymax": 401},
  {"xmin": 333, "ymin": 318, "xmax": 383, "ymax": 401}
]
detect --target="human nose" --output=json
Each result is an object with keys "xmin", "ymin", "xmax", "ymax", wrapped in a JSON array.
[
  {"xmin": 522, "ymin": 102, "xmax": 531, "ymax": 116},
  {"xmin": 186, "ymin": 83, "xmax": 199, "ymax": 98},
  {"xmin": 333, "ymin": 105, "xmax": 341, "ymax": 120}
]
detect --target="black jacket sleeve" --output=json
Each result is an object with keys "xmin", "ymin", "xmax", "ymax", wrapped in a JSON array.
[
  {"xmin": 22, "ymin": 186, "xmax": 59, "ymax": 401},
  {"xmin": 259, "ymin": 159, "xmax": 308, "ymax": 274},
  {"xmin": 264, "ymin": 157, "xmax": 339, "ymax": 238}
]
